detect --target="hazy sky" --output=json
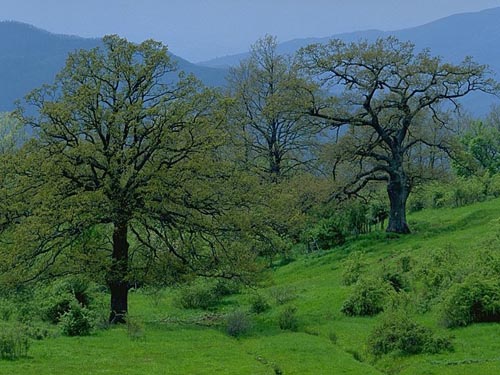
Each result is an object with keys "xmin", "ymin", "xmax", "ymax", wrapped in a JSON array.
[{"xmin": 2, "ymin": 0, "xmax": 500, "ymax": 62}]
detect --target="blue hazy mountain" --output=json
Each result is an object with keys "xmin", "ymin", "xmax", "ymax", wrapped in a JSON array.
[
  {"xmin": 200, "ymin": 7, "xmax": 500, "ymax": 115},
  {"xmin": 0, "ymin": 21, "xmax": 228, "ymax": 112},
  {"xmin": 2, "ymin": 7, "xmax": 500, "ymax": 115}
]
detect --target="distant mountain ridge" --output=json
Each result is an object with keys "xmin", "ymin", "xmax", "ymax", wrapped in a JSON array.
[
  {"xmin": 201, "ymin": 7, "xmax": 500, "ymax": 67},
  {"xmin": 0, "ymin": 21, "xmax": 228, "ymax": 112},
  {"xmin": 2, "ymin": 7, "xmax": 500, "ymax": 114},
  {"xmin": 199, "ymin": 7, "xmax": 500, "ymax": 114}
]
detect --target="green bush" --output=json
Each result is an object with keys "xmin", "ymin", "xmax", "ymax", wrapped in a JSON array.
[
  {"xmin": 59, "ymin": 304, "xmax": 94, "ymax": 336},
  {"xmin": 0, "ymin": 299, "xmax": 16, "ymax": 322},
  {"xmin": 0, "ymin": 324, "xmax": 30, "ymax": 360},
  {"xmin": 341, "ymin": 251, "xmax": 364, "ymax": 286},
  {"xmin": 411, "ymin": 247, "xmax": 458, "ymax": 310},
  {"xmin": 450, "ymin": 177, "xmax": 486, "ymax": 207},
  {"xmin": 43, "ymin": 296, "xmax": 72, "ymax": 324},
  {"xmin": 41, "ymin": 277, "xmax": 95, "ymax": 324},
  {"xmin": 226, "ymin": 311, "xmax": 252, "ymax": 337},
  {"xmin": 303, "ymin": 217, "xmax": 346, "ymax": 251},
  {"xmin": 341, "ymin": 278, "xmax": 392, "ymax": 316},
  {"xmin": 250, "ymin": 295, "xmax": 271, "ymax": 314},
  {"xmin": 269, "ymin": 286, "xmax": 297, "ymax": 305},
  {"xmin": 177, "ymin": 282, "xmax": 222, "ymax": 310},
  {"xmin": 278, "ymin": 306, "xmax": 299, "ymax": 331},
  {"xmin": 367, "ymin": 312, "xmax": 453, "ymax": 356},
  {"xmin": 213, "ymin": 280, "xmax": 241, "ymax": 298},
  {"xmin": 441, "ymin": 276, "xmax": 500, "ymax": 328}
]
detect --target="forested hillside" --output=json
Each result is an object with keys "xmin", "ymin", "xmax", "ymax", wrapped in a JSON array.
[{"xmin": 0, "ymin": 14, "xmax": 500, "ymax": 375}]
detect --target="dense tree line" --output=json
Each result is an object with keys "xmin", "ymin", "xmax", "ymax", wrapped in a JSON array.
[{"xmin": 0, "ymin": 35, "xmax": 496, "ymax": 321}]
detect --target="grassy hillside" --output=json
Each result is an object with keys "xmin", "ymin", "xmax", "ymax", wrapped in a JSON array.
[{"xmin": 2, "ymin": 199, "xmax": 500, "ymax": 374}]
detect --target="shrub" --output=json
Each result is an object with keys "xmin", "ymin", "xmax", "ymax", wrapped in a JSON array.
[
  {"xmin": 341, "ymin": 251, "xmax": 364, "ymax": 286},
  {"xmin": 411, "ymin": 247, "xmax": 458, "ymax": 309},
  {"xmin": 367, "ymin": 312, "xmax": 453, "ymax": 356},
  {"xmin": 250, "ymin": 295, "xmax": 271, "ymax": 314},
  {"xmin": 213, "ymin": 280, "xmax": 241, "ymax": 298},
  {"xmin": 441, "ymin": 276, "xmax": 500, "ymax": 328},
  {"xmin": 0, "ymin": 324, "xmax": 30, "ymax": 360},
  {"xmin": 278, "ymin": 306, "xmax": 298, "ymax": 331},
  {"xmin": 177, "ymin": 283, "xmax": 221, "ymax": 310},
  {"xmin": 24, "ymin": 323, "xmax": 51, "ymax": 341},
  {"xmin": 226, "ymin": 311, "xmax": 252, "ymax": 337},
  {"xmin": 43, "ymin": 296, "xmax": 73, "ymax": 324},
  {"xmin": 341, "ymin": 278, "xmax": 392, "ymax": 316},
  {"xmin": 0, "ymin": 299, "xmax": 16, "ymax": 322},
  {"xmin": 41, "ymin": 277, "xmax": 95, "ymax": 324},
  {"xmin": 59, "ymin": 304, "xmax": 94, "ymax": 336},
  {"xmin": 303, "ymin": 217, "xmax": 346, "ymax": 251},
  {"xmin": 269, "ymin": 286, "xmax": 297, "ymax": 305}
]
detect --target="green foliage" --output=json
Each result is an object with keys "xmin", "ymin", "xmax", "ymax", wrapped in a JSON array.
[
  {"xmin": 441, "ymin": 275, "xmax": 500, "ymax": 328},
  {"xmin": 41, "ymin": 278, "xmax": 94, "ymax": 324},
  {"xmin": 302, "ymin": 216, "xmax": 346, "ymax": 251},
  {"xmin": 367, "ymin": 311, "xmax": 453, "ymax": 356},
  {"xmin": 454, "ymin": 119, "xmax": 500, "ymax": 177},
  {"xmin": 0, "ymin": 324, "xmax": 30, "ymax": 360},
  {"xmin": 249, "ymin": 295, "xmax": 271, "ymax": 314},
  {"xmin": 410, "ymin": 246, "xmax": 460, "ymax": 311},
  {"xmin": 59, "ymin": 304, "xmax": 94, "ymax": 336},
  {"xmin": 228, "ymin": 35, "xmax": 320, "ymax": 181},
  {"xmin": 341, "ymin": 278, "xmax": 392, "ymax": 316},
  {"xmin": 0, "ymin": 299, "xmax": 16, "ymax": 322},
  {"xmin": 225, "ymin": 311, "xmax": 252, "ymax": 337},
  {"xmin": 212, "ymin": 280, "xmax": 241, "ymax": 298},
  {"xmin": 278, "ymin": 306, "xmax": 299, "ymax": 331},
  {"xmin": 341, "ymin": 251, "xmax": 365, "ymax": 286},
  {"xmin": 176, "ymin": 282, "xmax": 222, "ymax": 310},
  {"xmin": 269, "ymin": 286, "xmax": 297, "ymax": 305}
]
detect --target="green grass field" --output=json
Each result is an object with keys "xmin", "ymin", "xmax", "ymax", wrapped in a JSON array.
[{"xmin": 2, "ymin": 199, "xmax": 500, "ymax": 374}]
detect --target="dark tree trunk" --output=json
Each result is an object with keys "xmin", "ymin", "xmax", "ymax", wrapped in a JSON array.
[
  {"xmin": 386, "ymin": 172, "xmax": 411, "ymax": 234},
  {"xmin": 108, "ymin": 221, "xmax": 129, "ymax": 324}
]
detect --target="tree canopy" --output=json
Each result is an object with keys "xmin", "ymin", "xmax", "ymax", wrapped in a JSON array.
[
  {"xmin": 228, "ymin": 35, "xmax": 321, "ymax": 182},
  {"xmin": 299, "ymin": 37, "xmax": 495, "ymax": 233},
  {"xmin": 4, "ymin": 35, "xmax": 258, "ymax": 322}
]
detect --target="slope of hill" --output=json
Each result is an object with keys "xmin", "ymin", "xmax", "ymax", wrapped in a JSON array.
[
  {"xmin": 2, "ymin": 198, "xmax": 500, "ymax": 374},
  {"xmin": 0, "ymin": 21, "xmax": 227, "ymax": 112}
]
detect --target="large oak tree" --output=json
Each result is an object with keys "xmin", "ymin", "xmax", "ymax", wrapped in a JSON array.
[
  {"xmin": 299, "ymin": 37, "xmax": 495, "ymax": 233},
  {"xmin": 6, "ymin": 36, "xmax": 257, "ymax": 322}
]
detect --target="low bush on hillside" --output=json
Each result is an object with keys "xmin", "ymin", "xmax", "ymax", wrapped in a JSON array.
[
  {"xmin": 441, "ymin": 275, "xmax": 500, "ymax": 328},
  {"xmin": 367, "ymin": 311, "xmax": 453, "ymax": 356},
  {"xmin": 226, "ymin": 311, "xmax": 252, "ymax": 337},
  {"xmin": 269, "ymin": 286, "xmax": 297, "ymax": 305},
  {"xmin": 278, "ymin": 306, "xmax": 299, "ymax": 331},
  {"xmin": 341, "ymin": 251, "xmax": 365, "ymax": 286},
  {"xmin": 249, "ymin": 295, "xmax": 271, "ymax": 314},
  {"xmin": 176, "ymin": 282, "xmax": 222, "ymax": 310},
  {"xmin": 59, "ymin": 304, "xmax": 95, "ymax": 336},
  {"xmin": 41, "ymin": 277, "xmax": 95, "ymax": 324},
  {"xmin": 302, "ymin": 217, "xmax": 346, "ymax": 251},
  {"xmin": 0, "ymin": 324, "xmax": 30, "ymax": 360},
  {"xmin": 341, "ymin": 277, "xmax": 393, "ymax": 316}
]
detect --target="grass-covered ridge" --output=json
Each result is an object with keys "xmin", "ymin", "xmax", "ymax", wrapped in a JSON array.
[{"xmin": 2, "ymin": 199, "xmax": 500, "ymax": 374}]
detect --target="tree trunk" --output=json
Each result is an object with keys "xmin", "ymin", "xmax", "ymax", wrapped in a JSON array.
[
  {"xmin": 108, "ymin": 221, "xmax": 129, "ymax": 323},
  {"xmin": 386, "ymin": 172, "xmax": 411, "ymax": 234}
]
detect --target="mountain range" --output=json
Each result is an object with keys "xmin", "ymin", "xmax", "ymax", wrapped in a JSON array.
[{"xmin": 2, "ymin": 7, "xmax": 500, "ymax": 114}]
